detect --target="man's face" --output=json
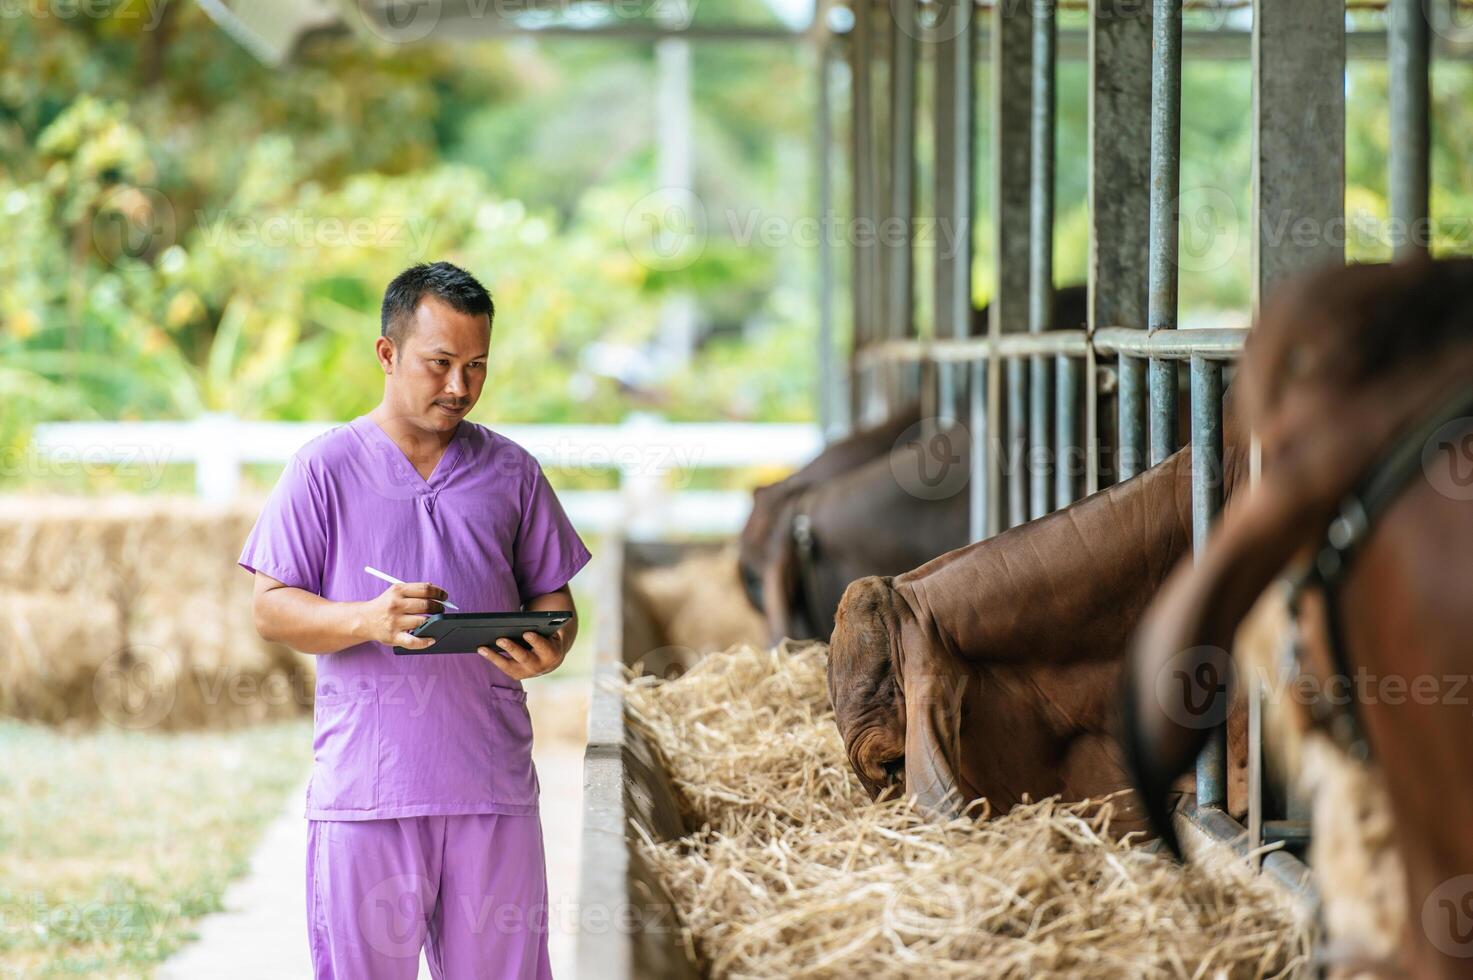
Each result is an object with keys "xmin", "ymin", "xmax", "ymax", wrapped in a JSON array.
[{"xmin": 379, "ymin": 294, "xmax": 490, "ymax": 433}]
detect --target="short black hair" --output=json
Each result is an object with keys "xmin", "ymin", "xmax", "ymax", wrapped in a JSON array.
[{"xmin": 380, "ymin": 261, "xmax": 494, "ymax": 346}]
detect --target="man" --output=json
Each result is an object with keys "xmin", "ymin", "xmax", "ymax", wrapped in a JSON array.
[{"xmin": 238, "ymin": 261, "xmax": 591, "ymax": 978}]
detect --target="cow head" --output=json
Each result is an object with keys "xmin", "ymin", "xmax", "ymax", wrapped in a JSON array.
[
  {"xmin": 828, "ymin": 576, "xmax": 907, "ymax": 797},
  {"xmin": 1123, "ymin": 257, "xmax": 1473, "ymax": 856},
  {"xmin": 828, "ymin": 575, "xmax": 969, "ymax": 817}
]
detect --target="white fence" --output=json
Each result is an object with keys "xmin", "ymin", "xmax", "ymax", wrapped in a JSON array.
[{"xmin": 27, "ymin": 413, "xmax": 824, "ymax": 538}]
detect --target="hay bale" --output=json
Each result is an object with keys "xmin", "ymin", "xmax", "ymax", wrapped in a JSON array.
[
  {"xmin": 0, "ymin": 591, "xmax": 127, "ymax": 726},
  {"xmin": 0, "ymin": 496, "xmax": 314, "ymax": 730},
  {"xmin": 625, "ymin": 545, "xmax": 768, "ymax": 672},
  {"xmin": 623, "ymin": 643, "xmax": 1313, "ymax": 979}
]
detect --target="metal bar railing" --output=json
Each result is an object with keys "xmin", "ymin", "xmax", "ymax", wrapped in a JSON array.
[
  {"xmin": 1147, "ymin": 0, "xmax": 1183, "ymax": 475},
  {"xmin": 829, "ymin": 0, "xmax": 1417, "ymax": 905},
  {"xmin": 992, "ymin": 0, "xmax": 1033, "ymax": 536},
  {"xmin": 852, "ymin": 327, "xmax": 1247, "ymax": 368},
  {"xmin": 886, "ymin": 0, "xmax": 918, "ymax": 345},
  {"xmin": 1389, "ymin": 0, "xmax": 1431, "ymax": 259},
  {"xmin": 1190, "ymin": 355, "xmax": 1228, "ymax": 807},
  {"xmin": 1028, "ymin": 0, "xmax": 1057, "ymax": 521},
  {"xmin": 847, "ymin": 0, "xmax": 880, "ymax": 427},
  {"xmin": 1086, "ymin": 0, "xmax": 1152, "ymax": 487},
  {"xmin": 932, "ymin": 0, "xmax": 975, "ymax": 429}
]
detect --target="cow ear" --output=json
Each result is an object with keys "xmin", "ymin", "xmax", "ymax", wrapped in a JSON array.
[
  {"xmin": 900, "ymin": 644, "xmax": 969, "ymax": 820},
  {"xmin": 1122, "ymin": 474, "xmax": 1321, "ymax": 858}
]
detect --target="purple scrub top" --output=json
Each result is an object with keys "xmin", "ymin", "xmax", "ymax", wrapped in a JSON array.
[{"xmin": 238, "ymin": 414, "xmax": 593, "ymax": 821}]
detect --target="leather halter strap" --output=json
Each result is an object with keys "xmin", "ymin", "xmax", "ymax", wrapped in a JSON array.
[
  {"xmin": 789, "ymin": 498, "xmax": 828, "ymax": 640},
  {"xmin": 1281, "ymin": 381, "xmax": 1473, "ymax": 761}
]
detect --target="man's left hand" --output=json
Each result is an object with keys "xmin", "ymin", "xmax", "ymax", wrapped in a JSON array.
[{"xmin": 477, "ymin": 630, "xmax": 566, "ymax": 680}]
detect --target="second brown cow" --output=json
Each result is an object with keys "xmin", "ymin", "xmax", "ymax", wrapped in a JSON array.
[{"xmin": 827, "ymin": 417, "xmax": 1246, "ymax": 835}]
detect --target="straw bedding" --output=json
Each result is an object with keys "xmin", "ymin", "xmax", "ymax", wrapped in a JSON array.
[{"xmin": 623, "ymin": 641, "xmax": 1314, "ymax": 979}]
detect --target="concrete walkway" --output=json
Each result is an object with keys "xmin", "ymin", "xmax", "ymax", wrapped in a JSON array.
[{"xmin": 161, "ymin": 691, "xmax": 588, "ymax": 980}]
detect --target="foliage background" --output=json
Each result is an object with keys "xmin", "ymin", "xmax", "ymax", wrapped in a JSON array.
[{"xmin": 3, "ymin": 2, "xmax": 1473, "ymax": 486}]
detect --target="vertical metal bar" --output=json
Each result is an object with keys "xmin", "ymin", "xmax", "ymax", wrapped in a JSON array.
[
  {"xmin": 937, "ymin": 361, "xmax": 956, "ymax": 426},
  {"xmin": 1028, "ymin": 0, "xmax": 1056, "ymax": 520},
  {"xmin": 1007, "ymin": 360, "xmax": 1029, "ymax": 527},
  {"xmin": 970, "ymin": 358, "xmax": 990, "ymax": 542},
  {"xmin": 933, "ymin": 3, "xmax": 962, "ymax": 429},
  {"xmin": 1389, "ymin": 0, "xmax": 1431, "ymax": 259},
  {"xmin": 1248, "ymin": 653, "xmax": 1265, "ymax": 864},
  {"xmin": 849, "ymin": 2, "xmax": 878, "ymax": 426},
  {"xmin": 1251, "ymin": 0, "xmax": 1346, "ymax": 311},
  {"xmin": 1084, "ymin": 346, "xmax": 1098, "ymax": 496},
  {"xmin": 1191, "ymin": 355, "xmax": 1226, "ymax": 810},
  {"xmin": 933, "ymin": 0, "xmax": 975, "ymax": 349},
  {"xmin": 1253, "ymin": 0, "xmax": 1345, "ymax": 830},
  {"xmin": 988, "ymin": 355, "xmax": 1005, "ymax": 536},
  {"xmin": 919, "ymin": 358, "xmax": 937, "ymax": 425},
  {"xmin": 1247, "ymin": 429, "xmax": 1264, "ymax": 856},
  {"xmin": 888, "ymin": 0, "xmax": 918, "ymax": 344},
  {"xmin": 817, "ymin": 37, "xmax": 840, "ymax": 439},
  {"xmin": 1147, "ymin": 0, "xmax": 1182, "ymax": 469},
  {"xmin": 992, "ymin": 0, "xmax": 1032, "ymax": 532},
  {"xmin": 1088, "ymin": 0, "xmax": 1152, "ymax": 483},
  {"xmin": 1148, "ymin": 362, "xmax": 1177, "ymax": 466},
  {"xmin": 1117, "ymin": 357, "xmax": 1147, "ymax": 477},
  {"xmin": 1055, "ymin": 355, "xmax": 1079, "ymax": 507}
]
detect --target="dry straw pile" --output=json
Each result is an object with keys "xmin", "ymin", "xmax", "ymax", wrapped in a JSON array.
[
  {"xmin": 623, "ymin": 545, "xmax": 769, "ymax": 673},
  {"xmin": 624, "ymin": 641, "xmax": 1314, "ymax": 979},
  {"xmin": 0, "ymin": 496, "xmax": 312, "ymax": 730}
]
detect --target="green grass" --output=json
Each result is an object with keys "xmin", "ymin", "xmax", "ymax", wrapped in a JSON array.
[{"xmin": 0, "ymin": 720, "xmax": 311, "ymax": 978}]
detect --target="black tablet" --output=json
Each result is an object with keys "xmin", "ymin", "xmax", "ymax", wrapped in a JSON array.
[{"xmin": 391, "ymin": 611, "xmax": 572, "ymax": 656}]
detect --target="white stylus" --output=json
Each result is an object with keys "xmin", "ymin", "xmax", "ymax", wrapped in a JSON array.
[{"xmin": 363, "ymin": 565, "xmax": 460, "ymax": 610}]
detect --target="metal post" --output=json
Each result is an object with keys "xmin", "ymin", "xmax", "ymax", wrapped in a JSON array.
[
  {"xmin": 1007, "ymin": 359, "xmax": 1029, "ymax": 527},
  {"xmin": 1147, "ymin": 0, "xmax": 1182, "ymax": 469},
  {"xmin": 1029, "ymin": 0, "xmax": 1056, "ymax": 519},
  {"xmin": 992, "ymin": 0, "xmax": 1033, "ymax": 533},
  {"xmin": 817, "ymin": 38, "xmax": 842, "ymax": 440},
  {"xmin": 1088, "ymin": 0, "xmax": 1152, "ymax": 483},
  {"xmin": 1251, "ymin": 0, "xmax": 1345, "ymax": 309},
  {"xmin": 934, "ymin": 0, "xmax": 976, "ymax": 430},
  {"xmin": 970, "ymin": 359, "xmax": 989, "ymax": 542},
  {"xmin": 888, "ymin": 0, "xmax": 918, "ymax": 345},
  {"xmin": 1190, "ymin": 355, "xmax": 1226, "ymax": 810},
  {"xmin": 1253, "ymin": 0, "xmax": 1346, "ymax": 830},
  {"xmin": 1055, "ymin": 355, "xmax": 1079, "ymax": 507},
  {"xmin": 849, "ymin": 1, "xmax": 880, "ymax": 425},
  {"xmin": 1389, "ymin": 0, "xmax": 1431, "ymax": 259}
]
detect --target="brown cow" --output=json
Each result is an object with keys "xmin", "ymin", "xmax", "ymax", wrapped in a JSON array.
[
  {"xmin": 742, "ymin": 285, "xmax": 1095, "ymax": 641},
  {"xmin": 1122, "ymin": 258, "xmax": 1473, "ymax": 979},
  {"xmin": 760, "ymin": 420, "xmax": 972, "ymax": 643},
  {"xmin": 828, "ymin": 414, "xmax": 1246, "ymax": 834},
  {"xmin": 737, "ymin": 401, "xmax": 925, "ymax": 614}
]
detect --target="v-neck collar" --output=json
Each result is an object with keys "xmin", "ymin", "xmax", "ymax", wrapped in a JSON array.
[{"xmin": 353, "ymin": 414, "xmax": 465, "ymax": 490}]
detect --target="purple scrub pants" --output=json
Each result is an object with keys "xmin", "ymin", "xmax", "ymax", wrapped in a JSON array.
[{"xmin": 306, "ymin": 813, "xmax": 553, "ymax": 979}]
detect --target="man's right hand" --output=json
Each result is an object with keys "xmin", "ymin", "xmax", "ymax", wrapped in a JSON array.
[{"xmin": 358, "ymin": 582, "xmax": 450, "ymax": 649}]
